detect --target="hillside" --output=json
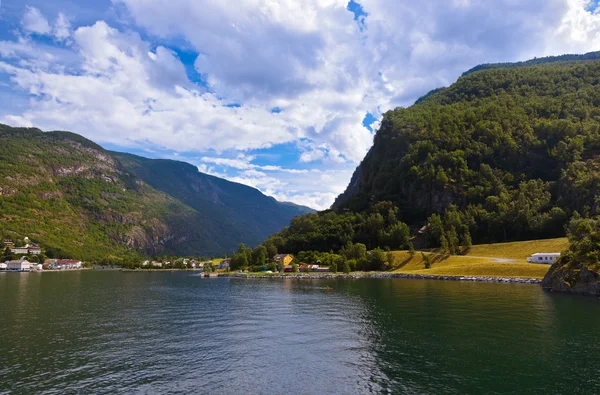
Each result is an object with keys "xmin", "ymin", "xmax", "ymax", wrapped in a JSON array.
[
  {"xmin": 0, "ymin": 124, "xmax": 313, "ymax": 262},
  {"xmin": 333, "ymin": 52, "xmax": 600, "ymax": 245},
  {"xmin": 392, "ymin": 238, "xmax": 569, "ymax": 279},
  {"xmin": 113, "ymin": 152, "xmax": 314, "ymax": 252}
]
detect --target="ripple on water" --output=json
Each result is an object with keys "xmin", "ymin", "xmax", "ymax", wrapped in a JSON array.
[{"xmin": 1, "ymin": 273, "xmax": 600, "ymax": 394}]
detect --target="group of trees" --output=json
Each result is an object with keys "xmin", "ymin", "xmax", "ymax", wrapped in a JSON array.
[
  {"xmin": 264, "ymin": 201, "xmax": 413, "ymax": 255},
  {"xmin": 555, "ymin": 213, "xmax": 600, "ymax": 272},
  {"xmin": 230, "ymin": 244, "xmax": 272, "ymax": 272}
]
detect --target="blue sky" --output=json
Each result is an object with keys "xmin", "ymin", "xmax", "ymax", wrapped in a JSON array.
[{"xmin": 1, "ymin": 0, "xmax": 600, "ymax": 209}]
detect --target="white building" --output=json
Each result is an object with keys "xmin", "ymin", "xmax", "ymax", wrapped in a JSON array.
[
  {"xmin": 527, "ymin": 253, "xmax": 561, "ymax": 264},
  {"xmin": 0, "ymin": 262, "xmax": 7, "ymax": 270},
  {"xmin": 6, "ymin": 259, "xmax": 31, "ymax": 271}
]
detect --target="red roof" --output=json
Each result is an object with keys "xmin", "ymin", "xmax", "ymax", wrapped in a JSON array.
[{"xmin": 57, "ymin": 259, "xmax": 81, "ymax": 264}]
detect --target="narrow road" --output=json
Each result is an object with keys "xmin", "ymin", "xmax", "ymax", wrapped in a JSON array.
[{"xmin": 419, "ymin": 251, "xmax": 517, "ymax": 263}]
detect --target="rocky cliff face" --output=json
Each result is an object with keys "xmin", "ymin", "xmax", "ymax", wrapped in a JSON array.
[{"xmin": 541, "ymin": 262, "xmax": 600, "ymax": 296}]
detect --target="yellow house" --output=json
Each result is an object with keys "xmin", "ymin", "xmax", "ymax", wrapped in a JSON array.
[{"xmin": 273, "ymin": 254, "xmax": 294, "ymax": 265}]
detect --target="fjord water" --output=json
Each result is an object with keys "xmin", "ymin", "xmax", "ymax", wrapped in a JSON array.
[{"xmin": 1, "ymin": 272, "xmax": 599, "ymax": 394}]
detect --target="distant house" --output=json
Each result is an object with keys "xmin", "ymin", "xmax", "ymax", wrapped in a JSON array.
[
  {"xmin": 527, "ymin": 253, "xmax": 560, "ymax": 264},
  {"xmin": 57, "ymin": 259, "xmax": 82, "ymax": 269},
  {"xmin": 218, "ymin": 259, "xmax": 231, "ymax": 270},
  {"xmin": 11, "ymin": 244, "xmax": 42, "ymax": 255},
  {"xmin": 142, "ymin": 260, "xmax": 150, "ymax": 266},
  {"xmin": 151, "ymin": 261, "xmax": 163, "ymax": 268},
  {"xmin": 273, "ymin": 254, "xmax": 294, "ymax": 265},
  {"xmin": 3, "ymin": 240, "xmax": 14, "ymax": 247},
  {"xmin": 6, "ymin": 259, "xmax": 31, "ymax": 271},
  {"xmin": 11, "ymin": 246, "xmax": 30, "ymax": 255},
  {"xmin": 0, "ymin": 262, "xmax": 7, "ymax": 270},
  {"xmin": 283, "ymin": 265, "xmax": 293, "ymax": 272}
]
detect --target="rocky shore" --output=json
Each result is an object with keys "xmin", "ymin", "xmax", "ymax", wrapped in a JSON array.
[{"xmin": 218, "ymin": 272, "xmax": 541, "ymax": 284}]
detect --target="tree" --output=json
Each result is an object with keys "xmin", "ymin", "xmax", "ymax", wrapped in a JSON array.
[
  {"xmin": 422, "ymin": 252, "xmax": 432, "ymax": 269},
  {"xmin": 440, "ymin": 234, "xmax": 449, "ymax": 254},
  {"xmin": 368, "ymin": 248, "xmax": 387, "ymax": 271},
  {"xmin": 386, "ymin": 251, "xmax": 395, "ymax": 267},
  {"xmin": 252, "ymin": 246, "xmax": 267, "ymax": 266},
  {"xmin": 330, "ymin": 259, "xmax": 338, "ymax": 273},
  {"xmin": 426, "ymin": 214, "xmax": 444, "ymax": 247},
  {"xmin": 446, "ymin": 228, "xmax": 460, "ymax": 255},
  {"xmin": 461, "ymin": 228, "xmax": 472, "ymax": 253},
  {"xmin": 343, "ymin": 260, "xmax": 351, "ymax": 274},
  {"xmin": 292, "ymin": 263, "xmax": 299, "ymax": 272},
  {"xmin": 265, "ymin": 243, "xmax": 278, "ymax": 261}
]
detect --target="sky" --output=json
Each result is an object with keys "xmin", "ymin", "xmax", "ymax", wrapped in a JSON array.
[{"xmin": 1, "ymin": 1, "xmax": 600, "ymax": 210}]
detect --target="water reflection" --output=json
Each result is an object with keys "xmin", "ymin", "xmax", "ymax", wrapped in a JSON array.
[{"xmin": 1, "ymin": 273, "xmax": 600, "ymax": 394}]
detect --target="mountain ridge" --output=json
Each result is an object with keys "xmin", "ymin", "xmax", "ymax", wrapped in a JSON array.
[{"xmin": 0, "ymin": 124, "xmax": 313, "ymax": 262}]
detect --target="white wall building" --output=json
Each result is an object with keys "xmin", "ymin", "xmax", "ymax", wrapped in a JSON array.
[
  {"xmin": 6, "ymin": 259, "xmax": 31, "ymax": 271},
  {"xmin": 527, "ymin": 253, "xmax": 560, "ymax": 264}
]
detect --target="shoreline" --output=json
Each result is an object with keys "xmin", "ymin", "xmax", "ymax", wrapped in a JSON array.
[{"xmin": 217, "ymin": 272, "xmax": 542, "ymax": 284}]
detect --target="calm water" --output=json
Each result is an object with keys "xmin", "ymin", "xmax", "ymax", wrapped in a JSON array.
[{"xmin": 1, "ymin": 272, "xmax": 600, "ymax": 394}]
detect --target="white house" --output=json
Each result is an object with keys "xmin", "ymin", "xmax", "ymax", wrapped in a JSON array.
[
  {"xmin": 0, "ymin": 262, "xmax": 7, "ymax": 270},
  {"xmin": 218, "ymin": 259, "xmax": 231, "ymax": 270},
  {"xmin": 6, "ymin": 259, "xmax": 31, "ymax": 271},
  {"xmin": 527, "ymin": 253, "xmax": 561, "ymax": 264}
]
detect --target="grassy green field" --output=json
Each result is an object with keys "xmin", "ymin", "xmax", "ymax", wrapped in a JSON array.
[{"xmin": 391, "ymin": 238, "xmax": 569, "ymax": 279}]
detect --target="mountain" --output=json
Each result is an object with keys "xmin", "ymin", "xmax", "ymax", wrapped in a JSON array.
[
  {"xmin": 0, "ymin": 124, "xmax": 313, "ymax": 262},
  {"xmin": 329, "ymin": 51, "xmax": 600, "ymax": 245}
]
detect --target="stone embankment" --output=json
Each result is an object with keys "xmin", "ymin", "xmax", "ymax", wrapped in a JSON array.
[{"xmin": 218, "ymin": 273, "xmax": 541, "ymax": 284}]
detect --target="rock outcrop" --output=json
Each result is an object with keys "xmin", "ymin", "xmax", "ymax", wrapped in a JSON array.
[{"xmin": 541, "ymin": 262, "xmax": 600, "ymax": 296}]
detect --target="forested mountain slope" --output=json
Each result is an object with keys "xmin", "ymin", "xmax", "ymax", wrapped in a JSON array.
[
  {"xmin": 331, "ymin": 53, "xmax": 600, "ymax": 245},
  {"xmin": 0, "ymin": 125, "xmax": 313, "ymax": 261}
]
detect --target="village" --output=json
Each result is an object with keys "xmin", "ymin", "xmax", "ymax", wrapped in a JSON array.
[
  {"xmin": 0, "ymin": 238, "xmax": 84, "ymax": 272},
  {"xmin": 0, "ymin": 237, "xmax": 563, "ymax": 275}
]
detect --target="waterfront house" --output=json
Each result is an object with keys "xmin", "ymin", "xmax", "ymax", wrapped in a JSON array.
[
  {"xmin": 56, "ymin": 259, "xmax": 82, "ymax": 269},
  {"xmin": 3, "ymin": 239, "xmax": 14, "ymax": 247},
  {"xmin": 142, "ymin": 260, "xmax": 150, "ymax": 266},
  {"xmin": 218, "ymin": 259, "xmax": 231, "ymax": 270},
  {"xmin": 0, "ymin": 262, "xmax": 7, "ymax": 270},
  {"xmin": 151, "ymin": 261, "xmax": 163, "ymax": 268},
  {"xmin": 6, "ymin": 259, "xmax": 31, "ymax": 271},
  {"xmin": 526, "ymin": 253, "xmax": 560, "ymax": 264},
  {"xmin": 273, "ymin": 254, "xmax": 294, "ymax": 265}
]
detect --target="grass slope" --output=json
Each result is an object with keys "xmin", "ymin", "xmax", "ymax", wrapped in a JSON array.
[{"xmin": 391, "ymin": 238, "xmax": 568, "ymax": 278}]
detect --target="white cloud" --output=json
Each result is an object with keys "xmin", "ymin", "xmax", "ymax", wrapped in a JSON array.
[
  {"xmin": 21, "ymin": 6, "xmax": 51, "ymax": 35},
  {"xmin": 53, "ymin": 13, "xmax": 71, "ymax": 41}
]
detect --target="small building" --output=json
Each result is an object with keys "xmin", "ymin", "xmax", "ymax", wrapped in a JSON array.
[
  {"xmin": 283, "ymin": 265, "xmax": 293, "ymax": 272},
  {"xmin": 57, "ymin": 259, "xmax": 82, "ymax": 269},
  {"xmin": 11, "ymin": 244, "xmax": 42, "ymax": 255},
  {"xmin": 3, "ymin": 239, "xmax": 14, "ymax": 247},
  {"xmin": 142, "ymin": 260, "xmax": 150, "ymax": 266},
  {"xmin": 203, "ymin": 262, "xmax": 213, "ymax": 270},
  {"xmin": 6, "ymin": 259, "xmax": 31, "ymax": 271},
  {"xmin": 527, "ymin": 253, "xmax": 560, "ymax": 264},
  {"xmin": 0, "ymin": 262, "xmax": 7, "ymax": 270},
  {"xmin": 27, "ymin": 245, "xmax": 42, "ymax": 255},
  {"xmin": 11, "ymin": 246, "xmax": 30, "ymax": 255},
  {"xmin": 151, "ymin": 261, "xmax": 163, "ymax": 268},
  {"xmin": 273, "ymin": 254, "xmax": 294, "ymax": 265},
  {"xmin": 218, "ymin": 259, "xmax": 231, "ymax": 270}
]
